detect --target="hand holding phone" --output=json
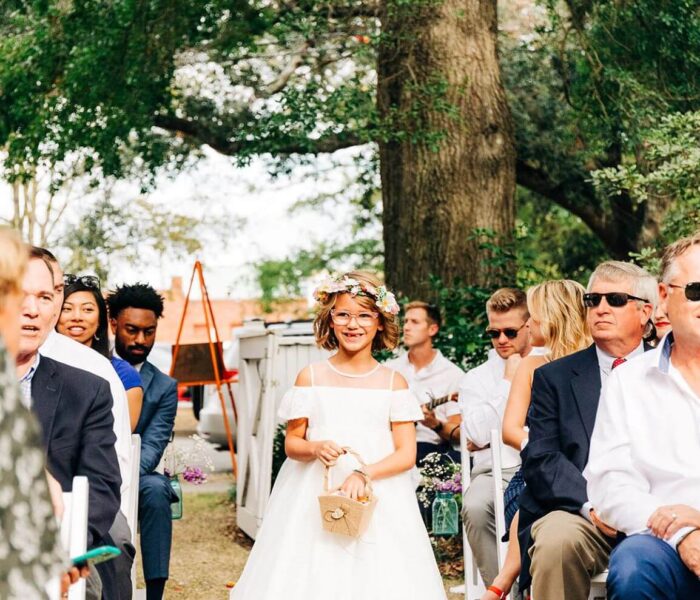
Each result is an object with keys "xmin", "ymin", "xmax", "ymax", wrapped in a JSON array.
[{"xmin": 71, "ymin": 545, "xmax": 121, "ymax": 568}]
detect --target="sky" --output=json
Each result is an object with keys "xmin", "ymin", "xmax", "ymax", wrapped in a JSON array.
[{"xmin": 1, "ymin": 146, "xmax": 368, "ymax": 300}]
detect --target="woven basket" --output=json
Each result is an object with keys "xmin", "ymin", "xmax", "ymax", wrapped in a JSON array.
[{"xmin": 318, "ymin": 447, "xmax": 378, "ymax": 538}]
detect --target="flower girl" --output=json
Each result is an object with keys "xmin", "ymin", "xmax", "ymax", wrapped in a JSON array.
[{"xmin": 230, "ymin": 271, "xmax": 447, "ymax": 599}]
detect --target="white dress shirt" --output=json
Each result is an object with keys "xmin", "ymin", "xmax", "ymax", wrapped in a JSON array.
[
  {"xmin": 386, "ymin": 349, "xmax": 464, "ymax": 446},
  {"xmin": 41, "ymin": 331, "xmax": 132, "ymax": 511},
  {"xmin": 585, "ymin": 334, "xmax": 700, "ymax": 550},
  {"xmin": 458, "ymin": 349, "xmax": 522, "ymax": 469}
]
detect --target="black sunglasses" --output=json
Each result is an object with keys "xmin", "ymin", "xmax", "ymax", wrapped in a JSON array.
[
  {"xmin": 484, "ymin": 323, "xmax": 527, "ymax": 340},
  {"xmin": 668, "ymin": 282, "xmax": 700, "ymax": 302},
  {"xmin": 63, "ymin": 274, "xmax": 101, "ymax": 289},
  {"xmin": 583, "ymin": 292, "xmax": 649, "ymax": 308}
]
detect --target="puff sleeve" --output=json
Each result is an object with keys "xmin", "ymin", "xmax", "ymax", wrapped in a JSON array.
[
  {"xmin": 389, "ymin": 389, "xmax": 424, "ymax": 422},
  {"xmin": 277, "ymin": 387, "xmax": 314, "ymax": 421}
]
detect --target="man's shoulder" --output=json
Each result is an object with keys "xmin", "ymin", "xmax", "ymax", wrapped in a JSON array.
[
  {"xmin": 143, "ymin": 361, "xmax": 177, "ymax": 388},
  {"xmin": 537, "ymin": 345, "xmax": 596, "ymax": 379},
  {"xmin": 41, "ymin": 333, "xmax": 121, "ymax": 385},
  {"xmin": 434, "ymin": 350, "xmax": 464, "ymax": 376},
  {"xmin": 37, "ymin": 356, "xmax": 110, "ymax": 389}
]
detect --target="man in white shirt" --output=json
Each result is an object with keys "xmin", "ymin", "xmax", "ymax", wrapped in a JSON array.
[
  {"xmin": 585, "ymin": 233, "xmax": 700, "ymax": 598},
  {"xmin": 458, "ymin": 287, "xmax": 532, "ymax": 588},
  {"xmin": 386, "ymin": 301, "xmax": 464, "ymax": 464},
  {"xmin": 35, "ymin": 248, "xmax": 135, "ymax": 600}
]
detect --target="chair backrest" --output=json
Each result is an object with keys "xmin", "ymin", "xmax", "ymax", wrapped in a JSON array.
[
  {"xmin": 126, "ymin": 434, "xmax": 141, "ymax": 542},
  {"xmin": 60, "ymin": 476, "xmax": 89, "ymax": 600},
  {"xmin": 128, "ymin": 435, "xmax": 142, "ymax": 597},
  {"xmin": 459, "ymin": 426, "xmax": 486, "ymax": 599},
  {"xmin": 490, "ymin": 429, "xmax": 509, "ymax": 572}
]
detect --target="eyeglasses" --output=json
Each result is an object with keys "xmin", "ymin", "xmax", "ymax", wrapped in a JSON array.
[
  {"xmin": 484, "ymin": 322, "xmax": 527, "ymax": 340},
  {"xmin": 63, "ymin": 274, "xmax": 101, "ymax": 289},
  {"xmin": 330, "ymin": 309, "xmax": 379, "ymax": 327},
  {"xmin": 667, "ymin": 282, "xmax": 700, "ymax": 302},
  {"xmin": 583, "ymin": 292, "xmax": 649, "ymax": 308}
]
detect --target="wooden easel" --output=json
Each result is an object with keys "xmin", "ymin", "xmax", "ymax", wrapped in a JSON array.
[{"xmin": 169, "ymin": 261, "xmax": 238, "ymax": 479}]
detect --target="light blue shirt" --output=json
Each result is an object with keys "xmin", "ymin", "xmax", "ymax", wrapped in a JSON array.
[{"xmin": 18, "ymin": 353, "xmax": 41, "ymax": 410}]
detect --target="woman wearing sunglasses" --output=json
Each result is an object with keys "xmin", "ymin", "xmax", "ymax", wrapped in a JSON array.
[
  {"xmin": 56, "ymin": 275, "xmax": 143, "ymax": 431},
  {"xmin": 482, "ymin": 280, "xmax": 592, "ymax": 600}
]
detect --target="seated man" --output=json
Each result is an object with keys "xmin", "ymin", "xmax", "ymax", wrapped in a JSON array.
[
  {"xmin": 459, "ymin": 288, "xmax": 532, "ymax": 589},
  {"xmin": 18, "ymin": 250, "xmax": 121, "ymax": 598},
  {"xmin": 518, "ymin": 261, "xmax": 655, "ymax": 599},
  {"xmin": 108, "ymin": 283, "xmax": 179, "ymax": 600},
  {"xmin": 585, "ymin": 233, "xmax": 700, "ymax": 599},
  {"xmin": 386, "ymin": 301, "xmax": 464, "ymax": 464}
]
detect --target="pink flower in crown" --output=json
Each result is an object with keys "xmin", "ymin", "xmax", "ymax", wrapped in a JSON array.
[{"xmin": 376, "ymin": 288, "xmax": 400, "ymax": 315}]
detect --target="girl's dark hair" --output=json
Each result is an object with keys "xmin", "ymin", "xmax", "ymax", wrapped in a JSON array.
[{"xmin": 61, "ymin": 281, "xmax": 110, "ymax": 358}]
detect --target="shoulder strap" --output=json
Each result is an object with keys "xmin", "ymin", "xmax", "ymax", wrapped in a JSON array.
[
  {"xmin": 389, "ymin": 369, "xmax": 395, "ymax": 391},
  {"xmin": 309, "ymin": 363, "xmax": 315, "ymax": 387}
]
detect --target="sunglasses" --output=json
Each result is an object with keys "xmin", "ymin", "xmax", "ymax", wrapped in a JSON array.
[
  {"xmin": 63, "ymin": 274, "xmax": 101, "ymax": 289},
  {"xmin": 583, "ymin": 292, "xmax": 649, "ymax": 308},
  {"xmin": 484, "ymin": 323, "xmax": 527, "ymax": 340},
  {"xmin": 668, "ymin": 282, "xmax": 700, "ymax": 302}
]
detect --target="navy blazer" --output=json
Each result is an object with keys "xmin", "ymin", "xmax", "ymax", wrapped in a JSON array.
[
  {"xmin": 31, "ymin": 356, "xmax": 121, "ymax": 548},
  {"xmin": 135, "ymin": 361, "xmax": 178, "ymax": 475},
  {"xmin": 519, "ymin": 345, "xmax": 602, "ymax": 526}
]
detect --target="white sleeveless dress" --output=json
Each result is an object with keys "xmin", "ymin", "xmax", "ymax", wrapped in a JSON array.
[{"xmin": 230, "ymin": 368, "xmax": 448, "ymax": 599}]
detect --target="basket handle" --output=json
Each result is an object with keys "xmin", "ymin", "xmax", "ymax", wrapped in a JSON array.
[{"xmin": 323, "ymin": 446, "xmax": 373, "ymax": 497}]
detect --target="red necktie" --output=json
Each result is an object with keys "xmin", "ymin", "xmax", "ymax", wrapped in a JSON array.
[{"xmin": 612, "ymin": 357, "xmax": 626, "ymax": 369}]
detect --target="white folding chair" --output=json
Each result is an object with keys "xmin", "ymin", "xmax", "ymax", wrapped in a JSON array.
[
  {"xmin": 60, "ymin": 476, "xmax": 89, "ymax": 600},
  {"xmin": 589, "ymin": 572, "xmax": 608, "ymax": 600},
  {"xmin": 449, "ymin": 425, "xmax": 487, "ymax": 599},
  {"xmin": 490, "ymin": 429, "xmax": 512, "ymax": 599},
  {"xmin": 128, "ymin": 435, "xmax": 142, "ymax": 597}
]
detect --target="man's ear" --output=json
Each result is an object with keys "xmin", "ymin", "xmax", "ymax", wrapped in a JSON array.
[
  {"xmin": 109, "ymin": 318, "xmax": 117, "ymax": 335},
  {"xmin": 428, "ymin": 323, "xmax": 439, "ymax": 338}
]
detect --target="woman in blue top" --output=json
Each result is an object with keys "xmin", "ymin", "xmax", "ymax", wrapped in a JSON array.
[{"xmin": 56, "ymin": 275, "xmax": 143, "ymax": 430}]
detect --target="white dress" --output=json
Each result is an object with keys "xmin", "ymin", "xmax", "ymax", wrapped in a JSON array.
[{"xmin": 230, "ymin": 367, "xmax": 448, "ymax": 600}]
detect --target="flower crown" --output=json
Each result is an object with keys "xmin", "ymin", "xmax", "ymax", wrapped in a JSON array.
[{"xmin": 313, "ymin": 276, "xmax": 400, "ymax": 316}]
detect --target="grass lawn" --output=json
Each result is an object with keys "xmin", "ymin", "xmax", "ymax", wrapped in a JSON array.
[{"xmin": 135, "ymin": 489, "xmax": 465, "ymax": 599}]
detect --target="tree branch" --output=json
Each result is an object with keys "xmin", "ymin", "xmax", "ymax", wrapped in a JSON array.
[
  {"xmin": 258, "ymin": 41, "xmax": 311, "ymax": 98},
  {"xmin": 153, "ymin": 114, "xmax": 365, "ymax": 155}
]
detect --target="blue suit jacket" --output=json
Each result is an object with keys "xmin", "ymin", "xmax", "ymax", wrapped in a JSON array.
[
  {"xmin": 135, "ymin": 361, "xmax": 178, "ymax": 475},
  {"xmin": 32, "ymin": 356, "xmax": 121, "ymax": 547}
]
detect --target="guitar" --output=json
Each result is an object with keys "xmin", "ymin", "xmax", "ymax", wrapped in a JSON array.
[{"xmin": 424, "ymin": 392, "xmax": 459, "ymax": 412}]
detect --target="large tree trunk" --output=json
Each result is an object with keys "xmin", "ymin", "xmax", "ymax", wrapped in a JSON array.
[{"xmin": 377, "ymin": 0, "xmax": 516, "ymax": 300}]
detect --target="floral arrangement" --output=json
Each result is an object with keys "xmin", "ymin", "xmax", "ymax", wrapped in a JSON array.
[
  {"xmin": 163, "ymin": 434, "xmax": 215, "ymax": 485},
  {"xmin": 312, "ymin": 275, "xmax": 400, "ymax": 316},
  {"xmin": 417, "ymin": 452, "xmax": 462, "ymax": 508}
]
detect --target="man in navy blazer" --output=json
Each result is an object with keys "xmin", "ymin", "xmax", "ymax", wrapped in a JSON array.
[
  {"xmin": 518, "ymin": 261, "xmax": 655, "ymax": 600},
  {"xmin": 18, "ymin": 253, "xmax": 121, "ymax": 599},
  {"xmin": 108, "ymin": 283, "xmax": 178, "ymax": 600}
]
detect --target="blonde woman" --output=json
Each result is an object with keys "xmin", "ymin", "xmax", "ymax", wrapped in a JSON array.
[{"xmin": 482, "ymin": 280, "xmax": 591, "ymax": 600}]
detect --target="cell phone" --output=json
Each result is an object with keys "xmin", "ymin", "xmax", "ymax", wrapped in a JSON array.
[{"xmin": 71, "ymin": 546, "xmax": 121, "ymax": 568}]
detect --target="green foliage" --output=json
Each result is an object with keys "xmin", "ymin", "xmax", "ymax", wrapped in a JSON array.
[
  {"xmin": 271, "ymin": 423, "xmax": 286, "ymax": 488},
  {"xmin": 61, "ymin": 195, "xmax": 216, "ymax": 281}
]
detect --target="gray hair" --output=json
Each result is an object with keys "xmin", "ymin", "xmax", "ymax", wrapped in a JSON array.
[
  {"xmin": 587, "ymin": 261, "xmax": 659, "ymax": 310},
  {"xmin": 660, "ymin": 230, "xmax": 700, "ymax": 283}
]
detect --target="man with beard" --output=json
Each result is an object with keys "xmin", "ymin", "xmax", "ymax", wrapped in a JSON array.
[{"xmin": 107, "ymin": 283, "xmax": 178, "ymax": 600}]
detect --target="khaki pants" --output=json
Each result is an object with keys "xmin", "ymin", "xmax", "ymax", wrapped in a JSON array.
[{"xmin": 529, "ymin": 510, "xmax": 612, "ymax": 600}]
